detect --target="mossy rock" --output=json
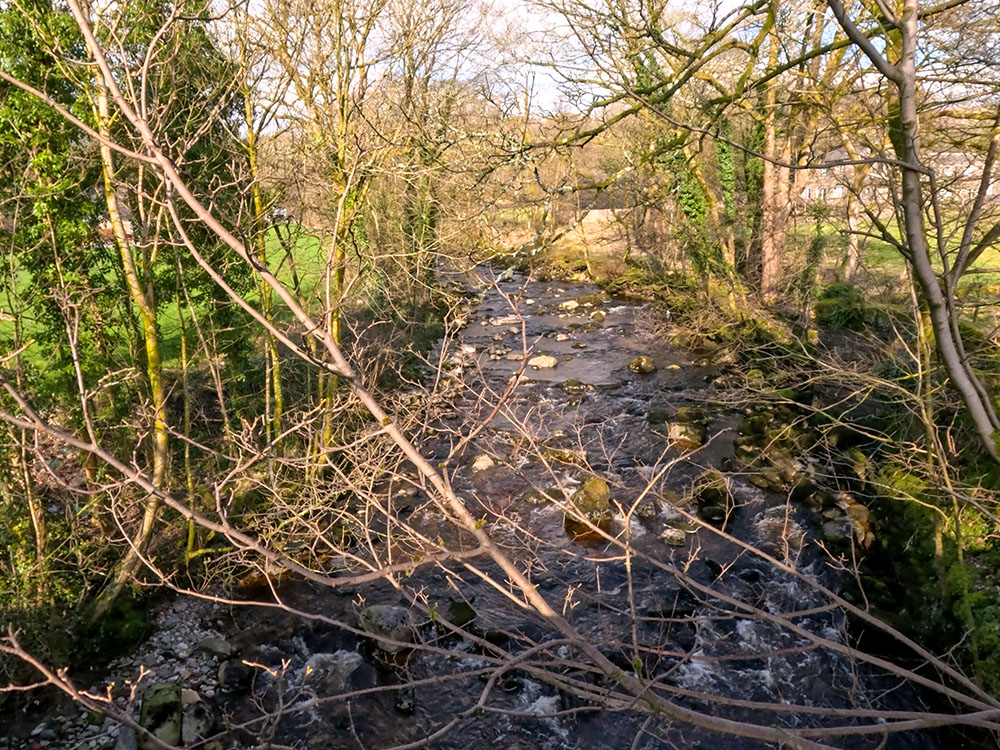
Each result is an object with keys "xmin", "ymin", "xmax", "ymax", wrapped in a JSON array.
[
  {"xmin": 575, "ymin": 291, "xmax": 610, "ymax": 306},
  {"xmin": 674, "ymin": 406, "xmax": 708, "ymax": 424},
  {"xmin": 560, "ymin": 380, "xmax": 588, "ymax": 395},
  {"xmin": 628, "ymin": 356, "xmax": 657, "ymax": 374},
  {"xmin": 739, "ymin": 412, "xmax": 773, "ymax": 436},
  {"xmin": 138, "ymin": 683, "xmax": 182, "ymax": 749},
  {"xmin": 814, "ymin": 282, "xmax": 868, "ymax": 330},
  {"xmin": 666, "ymin": 422, "xmax": 706, "ymax": 448},
  {"xmin": 570, "ymin": 477, "xmax": 612, "ymax": 522},
  {"xmin": 693, "ymin": 470, "xmax": 732, "ymax": 512}
]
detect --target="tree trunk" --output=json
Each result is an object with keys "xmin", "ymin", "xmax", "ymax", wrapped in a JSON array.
[
  {"xmin": 891, "ymin": 2, "xmax": 1000, "ymax": 461},
  {"xmin": 91, "ymin": 81, "xmax": 168, "ymax": 619}
]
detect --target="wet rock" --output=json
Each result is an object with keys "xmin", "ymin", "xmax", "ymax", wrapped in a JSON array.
[
  {"xmin": 137, "ymin": 683, "xmax": 182, "ymax": 749},
  {"xmin": 558, "ymin": 299, "xmax": 579, "ymax": 311},
  {"xmin": 576, "ymin": 292, "xmax": 609, "ymax": 306},
  {"xmin": 566, "ymin": 477, "xmax": 613, "ymax": 535},
  {"xmin": 559, "ymin": 379, "xmax": 588, "ymax": 395},
  {"xmin": 693, "ymin": 470, "xmax": 729, "ymax": 507},
  {"xmin": 842, "ymin": 498, "xmax": 875, "ymax": 547},
  {"xmin": 749, "ymin": 467, "xmax": 785, "ymax": 492},
  {"xmin": 528, "ymin": 354, "xmax": 558, "ymax": 369},
  {"xmin": 303, "ymin": 650, "xmax": 364, "ymax": 694},
  {"xmin": 469, "ymin": 454, "xmax": 495, "ymax": 473},
  {"xmin": 571, "ymin": 341, "xmax": 588, "ymax": 349},
  {"xmin": 541, "ymin": 445, "xmax": 587, "ymax": 465},
  {"xmin": 660, "ymin": 527, "xmax": 688, "ymax": 546},
  {"xmin": 590, "ymin": 310, "xmax": 606, "ymax": 322},
  {"xmin": 739, "ymin": 411, "xmax": 772, "ymax": 436},
  {"xmin": 571, "ymin": 477, "xmax": 611, "ymax": 518},
  {"xmin": 195, "ymin": 637, "xmax": 233, "ymax": 658},
  {"xmin": 666, "ymin": 422, "xmax": 706, "ymax": 448},
  {"xmin": 634, "ymin": 497, "xmax": 660, "ymax": 519},
  {"xmin": 181, "ymin": 702, "xmax": 214, "ymax": 746},
  {"xmin": 628, "ymin": 356, "xmax": 657, "ymax": 374},
  {"xmin": 359, "ymin": 605, "xmax": 414, "ymax": 653},
  {"xmin": 822, "ymin": 519, "xmax": 854, "ymax": 545}
]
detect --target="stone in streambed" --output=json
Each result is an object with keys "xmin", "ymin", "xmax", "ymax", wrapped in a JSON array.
[
  {"xmin": 666, "ymin": 422, "xmax": 705, "ymax": 448},
  {"xmin": 634, "ymin": 496, "xmax": 661, "ymax": 519},
  {"xmin": 528, "ymin": 354, "xmax": 558, "ymax": 369},
  {"xmin": 560, "ymin": 380, "xmax": 588, "ymax": 395},
  {"xmin": 359, "ymin": 605, "xmax": 414, "ymax": 653},
  {"xmin": 303, "ymin": 650, "xmax": 365, "ymax": 694},
  {"xmin": 565, "ymin": 477, "xmax": 612, "ymax": 537},
  {"xmin": 660, "ymin": 526, "xmax": 688, "ymax": 546},
  {"xmin": 693, "ymin": 470, "xmax": 733, "ymax": 523},
  {"xmin": 469, "ymin": 454, "xmax": 495, "ymax": 473},
  {"xmin": 628, "ymin": 356, "xmax": 657, "ymax": 374}
]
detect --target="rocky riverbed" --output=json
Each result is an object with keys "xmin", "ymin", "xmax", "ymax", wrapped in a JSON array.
[{"xmin": 3, "ymin": 270, "xmax": 940, "ymax": 749}]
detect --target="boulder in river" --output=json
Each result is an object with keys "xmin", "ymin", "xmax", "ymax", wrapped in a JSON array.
[
  {"xmin": 359, "ymin": 605, "xmax": 414, "ymax": 652},
  {"xmin": 528, "ymin": 354, "xmax": 558, "ymax": 369},
  {"xmin": 634, "ymin": 496, "xmax": 661, "ymax": 519},
  {"xmin": 628, "ymin": 356, "xmax": 657, "ymax": 374},
  {"xmin": 822, "ymin": 519, "xmax": 854, "ymax": 545},
  {"xmin": 138, "ymin": 683, "xmax": 182, "ymax": 749},
  {"xmin": 566, "ymin": 477, "xmax": 613, "ymax": 537},
  {"xmin": 666, "ymin": 421, "xmax": 706, "ymax": 449},
  {"xmin": 469, "ymin": 454, "xmax": 495, "ymax": 473},
  {"xmin": 660, "ymin": 526, "xmax": 688, "ymax": 546},
  {"xmin": 576, "ymin": 291, "xmax": 609, "ymax": 306},
  {"xmin": 304, "ymin": 650, "xmax": 365, "ymax": 694},
  {"xmin": 560, "ymin": 379, "xmax": 588, "ymax": 395}
]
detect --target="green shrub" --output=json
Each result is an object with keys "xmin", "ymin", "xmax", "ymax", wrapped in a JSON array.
[{"xmin": 814, "ymin": 281, "xmax": 868, "ymax": 329}]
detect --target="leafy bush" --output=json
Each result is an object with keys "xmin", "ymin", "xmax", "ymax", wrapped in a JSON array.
[{"xmin": 814, "ymin": 281, "xmax": 868, "ymax": 329}]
